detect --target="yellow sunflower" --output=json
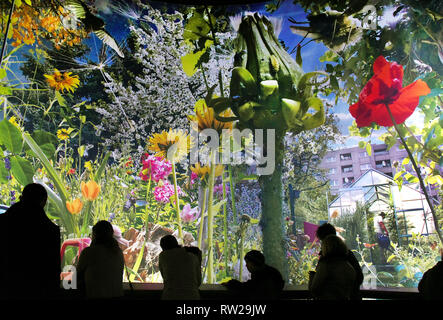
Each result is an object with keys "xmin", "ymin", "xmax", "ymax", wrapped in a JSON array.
[
  {"xmin": 188, "ymin": 99, "xmax": 235, "ymax": 134},
  {"xmin": 44, "ymin": 68, "xmax": 80, "ymax": 93},
  {"xmin": 148, "ymin": 129, "xmax": 193, "ymax": 163},
  {"xmin": 57, "ymin": 127, "xmax": 74, "ymax": 140},
  {"xmin": 190, "ymin": 162, "xmax": 224, "ymax": 180}
]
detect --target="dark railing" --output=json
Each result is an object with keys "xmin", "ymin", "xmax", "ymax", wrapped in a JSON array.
[{"xmin": 55, "ymin": 283, "xmax": 421, "ymax": 300}]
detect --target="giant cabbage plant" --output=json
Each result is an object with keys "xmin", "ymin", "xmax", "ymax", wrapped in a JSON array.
[{"xmin": 208, "ymin": 13, "xmax": 329, "ymax": 278}]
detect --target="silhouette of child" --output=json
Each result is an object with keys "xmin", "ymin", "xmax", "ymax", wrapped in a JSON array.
[{"xmin": 77, "ymin": 220, "xmax": 125, "ymax": 299}]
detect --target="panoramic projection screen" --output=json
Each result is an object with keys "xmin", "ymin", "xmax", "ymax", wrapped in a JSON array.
[{"xmin": 0, "ymin": 0, "xmax": 441, "ymax": 290}]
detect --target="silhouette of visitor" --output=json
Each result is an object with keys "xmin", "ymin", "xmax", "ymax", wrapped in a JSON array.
[
  {"xmin": 316, "ymin": 222, "xmax": 364, "ymax": 299},
  {"xmin": 158, "ymin": 235, "xmax": 202, "ymax": 300},
  {"xmin": 0, "ymin": 183, "xmax": 60, "ymax": 299},
  {"xmin": 222, "ymin": 250, "xmax": 285, "ymax": 300},
  {"xmin": 76, "ymin": 220, "xmax": 124, "ymax": 299},
  {"xmin": 418, "ymin": 249, "xmax": 443, "ymax": 300},
  {"xmin": 309, "ymin": 234, "xmax": 357, "ymax": 300}
]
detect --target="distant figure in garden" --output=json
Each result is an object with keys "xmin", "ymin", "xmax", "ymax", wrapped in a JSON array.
[
  {"xmin": 418, "ymin": 249, "xmax": 443, "ymax": 300},
  {"xmin": 77, "ymin": 220, "xmax": 125, "ymax": 299},
  {"xmin": 309, "ymin": 235, "xmax": 357, "ymax": 300},
  {"xmin": 374, "ymin": 212, "xmax": 392, "ymax": 264},
  {"xmin": 316, "ymin": 223, "xmax": 363, "ymax": 300},
  {"xmin": 222, "ymin": 250, "xmax": 285, "ymax": 300},
  {"xmin": 0, "ymin": 183, "xmax": 60, "ymax": 299},
  {"xmin": 159, "ymin": 235, "xmax": 202, "ymax": 300}
]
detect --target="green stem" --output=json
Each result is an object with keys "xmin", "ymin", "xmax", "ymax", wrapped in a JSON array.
[
  {"xmin": 384, "ymin": 104, "xmax": 443, "ymax": 244},
  {"xmin": 258, "ymin": 132, "xmax": 287, "ymax": 280},
  {"xmin": 222, "ymin": 169, "xmax": 229, "ymax": 277},
  {"xmin": 228, "ymin": 164, "xmax": 237, "ymax": 224},
  {"xmin": 197, "ymin": 185, "xmax": 207, "ymax": 249},
  {"xmin": 130, "ymin": 176, "xmax": 152, "ymax": 282},
  {"xmin": 206, "ymin": 150, "xmax": 217, "ymax": 283},
  {"xmin": 238, "ymin": 225, "xmax": 246, "ymax": 281},
  {"xmin": 172, "ymin": 162, "xmax": 183, "ymax": 241}
]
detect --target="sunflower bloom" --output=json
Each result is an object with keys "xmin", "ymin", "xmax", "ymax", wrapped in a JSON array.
[
  {"xmin": 148, "ymin": 129, "xmax": 193, "ymax": 163},
  {"xmin": 44, "ymin": 68, "xmax": 80, "ymax": 93},
  {"xmin": 81, "ymin": 180, "xmax": 101, "ymax": 201},
  {"xmin": 57, "ymin": 127, "xmax": 74, "ymax": 140},
  {"xmin": 188, "ymin": 99, "xmax": 234, "ymax": 134},
  {"xmin": 66, "ymin": 198, "xmax": 83, "ymax": 215},
  {"xmin": 190, "ymin": 163, "xmax": 224, "ymax": 180}
]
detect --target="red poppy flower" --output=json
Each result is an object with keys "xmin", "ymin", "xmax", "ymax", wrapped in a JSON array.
[
  {"xmin": 363, "ymin": 243, "xmax": 377, "ymax": 248},
  {"xmin": 349, "ymin": 56, "xmax": 431, "ymax": 127}
]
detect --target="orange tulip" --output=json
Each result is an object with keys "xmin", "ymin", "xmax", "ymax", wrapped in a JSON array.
[
  {"xmin": 66, "ymin": 198, "xmax": 83, "ymax": 215},
  {"xmin": 81, "ymin": 180, "xmax": 101, "ymax": 201}
]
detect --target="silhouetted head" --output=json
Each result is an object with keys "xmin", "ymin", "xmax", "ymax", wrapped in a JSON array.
[
  {"xmin": 316, "ymin": 223, "xmax": 337, "ymax": 241},
  {"xmin": 91, "ymin": 220, "xmax": 120, "ymax": 251},
  {"xmin": 19, "ymin": 183, "xmax": 47, "ymax": 208},
  {"xmin": 321, "ymin": 234, "xmax": 348, "ymax": 257},
  {"xmin": 244, "ymin": 250, "xmax": 265, "ymax": 273},
  {"xmin": 160, "ymin": 235, "xmax": 180, "ymax": 251},
  {"xmin": 379, "ymin": 212, "xmax": 386, "ymax": 218}
]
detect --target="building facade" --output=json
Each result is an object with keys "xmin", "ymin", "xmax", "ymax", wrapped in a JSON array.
[{"xmin": 319, "ymin": 143, "xmax": 409, "ymax": 195}]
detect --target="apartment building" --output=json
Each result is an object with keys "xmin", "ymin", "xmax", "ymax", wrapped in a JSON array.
[{"xmin": 319, "ymin": 143, "xmax": 409, "ymax": 195}]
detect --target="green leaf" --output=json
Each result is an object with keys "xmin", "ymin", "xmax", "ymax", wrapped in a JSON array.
[
  {"xmin": 393, "ymin": 171, "xmax": 403, "ymax": 181},
  {"xmin": 0, "ymin": 161, "xmax": 9, "ymax": 184},
  {"xmin": 55, "ymin": 91, "xmax": 66, "ymax": 107},
  {"xmin": 0, "ymin": 69, "xmax": 7, "ymax": 79},
  {"xmin": 181, "ymin": 40, "xmax": 213, "ymax": 77},
  {"xmin": 10, "ymin": 156, "xmax": 34, "ymax": 186},
  {"xmin": 0, "ymin": 119, "xmax": 23, "ymax": 154},
  {"xmin": 319, "ymin": 50, "xmax": 338, "ymax": 62},
  {"xmin": 0, "ymin": 86, "xmax": 12, "ymax": 95},
  {"xmin": 32, "ymin": 130, "xmax": 58, "ymax": 146},
  {"xmin": 366, "ymin": 143, "xmax": 372, "ymax": 156}
]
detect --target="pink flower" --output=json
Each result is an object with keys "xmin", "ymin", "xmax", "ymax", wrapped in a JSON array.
[
  {"xmin": 153, "ymin": 181, "xmax": 183, "ymax": 204},
  {"xmin": 139, "ymin": 154, "xmax": 172, "ymax": 182},
  {"xmin": 181, "ymin": 204, "xmax": 200, "ymax": 223},
  {"xmin": 213, "ymin": 183, "xmax": 229, "ymax": 196},
  {"xmin": 190, "ymin": 172, "xmax": 198, "ymax": 185}
]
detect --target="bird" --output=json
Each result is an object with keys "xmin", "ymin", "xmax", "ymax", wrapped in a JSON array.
[
  {"xmin": 289, "ymin": 10, "xmax": 362, "ymax": 52},
  {"xmin": 64, "ymin": 0, "xmax": 125, "ymax": 58}
]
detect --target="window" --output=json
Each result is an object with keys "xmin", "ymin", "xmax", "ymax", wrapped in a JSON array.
[
  {"xmin": 326, "ymin": 156, "xmax": 336, "ymax": 163},
  {"xmin": 343, "ymin": 177, "xmax": 354, "ymax": 186},
  {"xmin": 341, "ymin": 165, "xmax": 353, "ymax": 173},
  {"xmin": 360, "ymin": 163, "xmax": 371, "ymax": 171},
  {"xmin": 360, "ymin": 151, "xmax": 368, "ymax": 158},
  {"xmin": 376, "ymin": 160, "xmax": 391, "ymax": 169},
  {"xmin": 340, "ymin": 153, "xmax": 352, "ymax": 161},
  {"xmin": 330, "ymin": 180, "xmax": 338, "ymax": 187},
  {"xmin": 374, "ymin": 146, "xmax": 388, "ymax": 155},
  {"xmin": 328, "ymin": 168, "xmax": 336, "ymax": 175}
]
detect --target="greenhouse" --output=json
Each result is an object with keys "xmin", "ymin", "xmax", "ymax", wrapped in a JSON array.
[{"xmin": 0, "ymin": 0, "xmax": 441, "ymax": 303}]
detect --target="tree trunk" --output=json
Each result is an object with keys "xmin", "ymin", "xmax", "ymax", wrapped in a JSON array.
[{"xmin": 258, "ymin": 132, "xmax": 287, "ymax": 281}]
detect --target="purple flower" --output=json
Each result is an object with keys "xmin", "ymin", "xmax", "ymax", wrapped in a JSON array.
[{"xmin": 4, "ymin": 158, "xmax": 11, "ymax": 170}]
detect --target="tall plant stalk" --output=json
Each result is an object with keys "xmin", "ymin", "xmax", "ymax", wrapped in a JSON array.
[
  {"xmin": 222, "ymin": 170, "xmax": 229, "ymax": 276},
  {"xmin": 206, "ymin": 149, "xmax": 217, "ymax": 283},
  {"xmin": 130, "ymin": 175, "xmax": 152, "ymax": 282},
  {"xmin": 172, "ymin": 162, "xmax": 183, "ymax": 241},
  {"xmin": 384, "ymin": 104, "xmax": 443, "ymax": 244},
  {"xmin": 197, "ymin": 185, "xmax": 207, "ymax": 249}
]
